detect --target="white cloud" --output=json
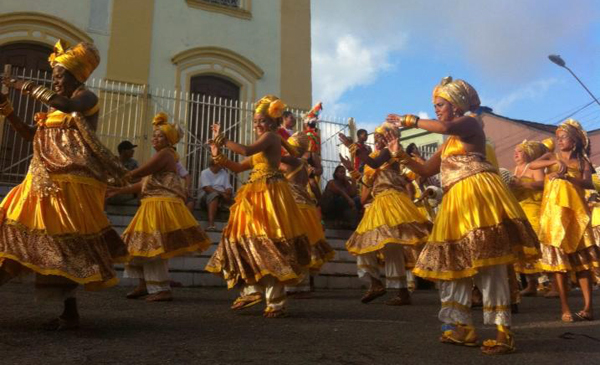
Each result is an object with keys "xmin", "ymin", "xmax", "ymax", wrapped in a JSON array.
[
  {"xmin": 417, "ymin": 111, "xmax": 430, "ymax": 120},
  {"xmin": 481, "ymin": 78, "xmax": 559, "ymax": 115},
  {"xmin": 311, "ymin": 0, "xmax": 408, "ymax": 115}
]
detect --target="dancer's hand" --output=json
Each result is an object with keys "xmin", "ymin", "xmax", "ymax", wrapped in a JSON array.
[
  {"xmin": 209, "ymin": 142, "xmax": 219, "ymax": 156},
  {"xmin": 1, "ymin": 77, "xmax": 25, "ymax": 91},
  {"xmin": 338, "ymin": 133, "xmax": 352, "ymax": 147},
  {"xmin": 556, "ymin": 160, "xmax": 567, "ymax": 178},
  {"xmin": 211, "ymin": 123, "xmax": 221, "ymax": 139},
  {"xmin": 339, "ymin": 153, "xmax": 353, "ymax": 170},
  {"xmin": 385, "ymin": 114, "xmax": 402, "ymax": 127},
  {"xmin": 105, "ymin": 186, "xmax": 120, "ymax": 199},
  {"xmin": 383, "ymin": 130, "xmax": 400, "ymax": 153}
]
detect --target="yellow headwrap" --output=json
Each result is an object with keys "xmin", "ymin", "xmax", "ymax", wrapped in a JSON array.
[
  {"xmin": 287, "ymin": 132, "xmax": 309, "ymax": 157},
  {"xmin": 557, "ymin": 118, "xmax": 590, "ymax": 155},
  {"xmin": 48, "ymin": 40, "xmax": 100, "ymax": 83},
  {"xmin": 374, "ymin": 122, "xmax": 398, "ymax": 137},
  {"xmin": 254, "ymin": 95, "xmax": 286, "ymax": 120},
  {"xmin": 517, "ymin": 140, "xmax": 549, "ymax": 161},
  {"xmin": 432, "ymin": 76, "xmax": 480, "ymax": 114},
  {"xmin": 152, "ymin": 112, "xmax": 181, "ymax": 146}
]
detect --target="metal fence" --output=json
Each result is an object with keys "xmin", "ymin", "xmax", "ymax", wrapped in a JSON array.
[{"xmin": 0, "ymin": 69, "xmax": 353, "ymax": 196}]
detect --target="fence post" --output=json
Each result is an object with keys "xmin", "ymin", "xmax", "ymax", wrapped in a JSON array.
[{"xmin": 348, "ymin": 117, "xmax": 356, "ymax": 140}]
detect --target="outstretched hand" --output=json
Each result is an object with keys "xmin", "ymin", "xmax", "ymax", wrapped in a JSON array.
[
  {"xmin": 339, "ymin": 153, "xmax": 353, "ymax": 170},
  {"xmin": 338, "ymin": 133, "xmax": 352, "ymax": 147},
  {"xmin": 385, "ymin": 114, "xmax": 402, "ymax": 127}
]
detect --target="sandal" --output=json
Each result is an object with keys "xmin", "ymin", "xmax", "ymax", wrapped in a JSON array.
[
  {"xmin": 384, "ymin": 288, "xmax": 411, "ymax": 306},
  {"xmin": 481, "ymin": 326, "xmax": 516, "ymax": 355},
  {"xmin": 439, "ymin": 324, "xmax": 478, "ymax": 347},
  {"xmin": 561, "ymin": 313, "xmax": 574, "ymax": 323},
  {"xmin": 574, "ymin": 310, "xmax": 594, "ymax": 321},
  {"xmin": 361, "ymin": 287, "xmax": 386, "ymax": 304},
  {"xmin": 145, "ymin": 290, "xmax": 173, "ymax": 302},
  {"xmin": 126, "ymin": 287, "xmax": 149, "ymax": 299},
  {"xmin": 263, "ymin": 308, "xmax": 287, "ymax": 318},
  {"xmin": 231, "ymin": 293, "xmax": 263, "ymax": 310}
]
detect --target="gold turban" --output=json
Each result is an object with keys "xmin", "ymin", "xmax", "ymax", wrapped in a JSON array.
[
  {"xmin": 48, "ymin": 40, "xmax": 100, "ymax": 83},
  {"xmin": 287, "ymin": 132, "xmax": 309, "ymax": 157},
  {"xmin": 152, "ymin": 112, "xmax": 181, "ymax": 146},
  {"xmin": 254, "ymin": 95, "xmax": 286, "ymax": 120},
  {"xmin": 432, "ymin": 76, "xmax": 480, "ymax": 114},
  {"xmin": 557, "ymin": 118, "xmax": 589, "ymax": 154},
  {"xmin": 517, "ymin": 140, "xmax": 549, "ymax": 161}
]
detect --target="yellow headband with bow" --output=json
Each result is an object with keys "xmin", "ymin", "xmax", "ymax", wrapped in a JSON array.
[
  {"xmin": 432, "ymin": 76, "xmax": 480, "ymax": 114},
  {"xmin": 48, "ymin": 40, "xmax": 100, "ymax": 83},
  {"xmin": 254, "ymin": 95, "xmax": 286, "ymax": 120},
  {"xmin": 152, "ymin": 112, "xmax": 181, "ymax": 146}
]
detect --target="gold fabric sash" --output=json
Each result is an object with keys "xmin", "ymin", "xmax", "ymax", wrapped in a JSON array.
[{"xmin": 440, "ymin": 153, "xmax": 497, "ymax": 192}]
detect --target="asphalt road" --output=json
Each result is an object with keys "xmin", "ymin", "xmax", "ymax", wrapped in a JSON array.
[{"xmin": 0, "ymin": 282, "xmax": 599, "ymax": 365}]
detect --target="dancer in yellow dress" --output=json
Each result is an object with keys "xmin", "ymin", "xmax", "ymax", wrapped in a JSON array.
[
  {"xmin": 385, "ymin": 77, "xmax": 538, "ymax": 355},
  {"xmin": 529, "ymin": 119, "xmax": 600, "ymax": 322},
  {"xmin": 280, "ymin": 132, "xmax": 335, "ymax": 295},
  {"xmin": 205, "ymin": 95, "xmax": 311, "ymax": 318},
  {"xmin": 0, "ymin": 40, "xmax": 129, "ymax": 329},
  {"xmin": 510, "ymin": 139, "xmax": 551, "ymax": 295},
  {"xmin": 107, "ymin": 113, "xmax": 210, "ymax": 302},
  {"xmin": 339, "ymin": 123, "xmax": 432, "ymax": 305}
]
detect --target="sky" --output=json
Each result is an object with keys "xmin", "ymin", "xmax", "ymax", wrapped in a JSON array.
[{"xmin": 310, "ymin": 0, "xmax": 600, "ymax": 132}]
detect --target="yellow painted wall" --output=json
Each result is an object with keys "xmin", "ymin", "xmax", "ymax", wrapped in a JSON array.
[
  {"xmin": 280, "ymin": 0, "xmax": 312, "ymax": 110},
  {"xmin": 105, "ymin": 0, "xmax": 154, "ymax": 84}
]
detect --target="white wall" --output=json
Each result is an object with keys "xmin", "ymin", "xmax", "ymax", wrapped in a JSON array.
[{"xmin": 149, "ymin": 0, "xmax": 282, "ymax": 97}]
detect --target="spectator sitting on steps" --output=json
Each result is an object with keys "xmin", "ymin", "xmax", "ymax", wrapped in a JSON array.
[{"xmin": 199, "ymin": 159, "xmax": 233, "ymax": 230}]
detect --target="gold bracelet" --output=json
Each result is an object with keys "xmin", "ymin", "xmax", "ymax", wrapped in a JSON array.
[
  {"xmin": 0, "ymin": 98, "xmax": 14, "ymax": 117},
  {"xmin": 212, "ymin": 153, "xmax": 228, "ymax": 166},
  {"xmin": 20, "ymin": 81, "xmax": 35, "ymax": 95},
  {"xmin": 31, "ymin": 85, "xmax": 57, "ymax": 104},
  {"xmin": 400, "ymin": 114, "xmax": 420, "ymax": 128},
  {"xmin": 348, "ymin": 143, "xmax": 359, "ymax": 155},
  {"xmin": 213, "ymin": 133, "xmax": 227, "ymax": 148}
]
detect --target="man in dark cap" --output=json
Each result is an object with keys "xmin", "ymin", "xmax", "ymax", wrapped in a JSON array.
[{"xmin": 118, "ymin": 140, "xmax": 139, "ymax": 171}]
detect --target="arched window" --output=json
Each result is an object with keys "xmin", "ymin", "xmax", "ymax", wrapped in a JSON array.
[{"xmin": 0, "ymin": 42, "xmax": 52, "ymax": 183}]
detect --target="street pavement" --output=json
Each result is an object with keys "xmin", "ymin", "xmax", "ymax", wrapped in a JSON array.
[{"xmin": 0, "ymin": 282, "xmax": 599, "ymax": 365}]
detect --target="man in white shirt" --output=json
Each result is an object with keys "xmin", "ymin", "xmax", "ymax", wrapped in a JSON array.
[{"xmin": 199, "ymin": 159, "xmax": 233, "ymax": 230}]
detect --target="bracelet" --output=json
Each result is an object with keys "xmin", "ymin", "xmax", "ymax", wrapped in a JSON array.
[
  {"xmin": 20, "ymin": 81, "xmax": 35, "ymax": 95},
  {"xmin": 400, "ymin": 114, "xmax": 420, "ymax": 128},
  {"xmin": 213, "ymin": 133, "xmax": 227, "ymax": 148},
  {"xmin": 0, "ymin": 98, "xmax": 14, "ymax": 117},
  {"xmin": 212, "ymin": 153, "xmax": 228, "ymax": 166},
  {"xmin": 390, "ymin": 149, "xmax": 412, "ymax": 164},
  {"xmin": 31, "ymin": 85, "xmax": 57, "ymax": 104}
]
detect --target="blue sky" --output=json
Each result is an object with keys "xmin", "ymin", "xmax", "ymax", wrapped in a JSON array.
[{"xmin": 311, "ymin": 0, "xmax": 600, "ymax": 131}]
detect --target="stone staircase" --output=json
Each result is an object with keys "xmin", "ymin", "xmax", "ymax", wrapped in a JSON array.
[{"xmin": 1, "ymin": 185, "xmax": 363, "ymax": 289}]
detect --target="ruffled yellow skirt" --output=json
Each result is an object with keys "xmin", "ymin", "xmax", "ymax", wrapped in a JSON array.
[
  {"xmin": 538, "ymin": 180, "xmax": 600, "ymax": 273},
  {"xmin": 122, "ymin": 196, "xmax": 210, "ymax": 259},
  {"xmin": 206, "ymin": 178, "xmax": 311, "ymax": 288},
  {"xmin": 413, "ymin": 172, "xmax": 539, "ymax": 280},
  {"xmin": 297, "ymin": 203, "xmax": 335, "ymax": 271},
  {"xmin": 0, "ymin": 174, "xmax": 128, "ymax": 290},
  {"xmin": 346, "ymin": 189, "xmax": 431, "ymax": 255}
]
